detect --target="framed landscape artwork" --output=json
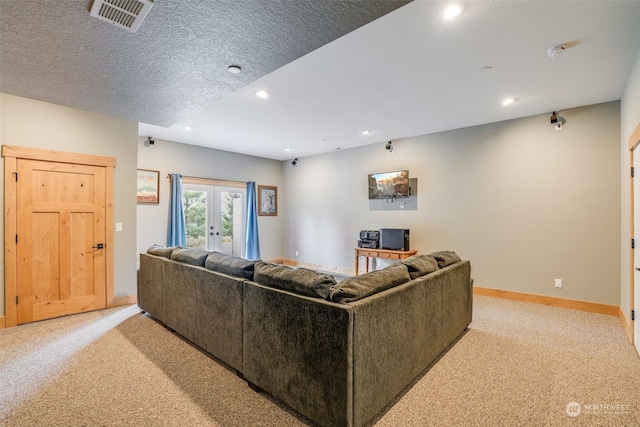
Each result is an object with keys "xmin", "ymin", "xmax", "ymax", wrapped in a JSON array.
[
  {"xmin": 258, "ymin": 185, "xmax": 277, "ymax": 216},
  {"xmin": 137, "ymin": 169, "xmax": 160, "ymax": 204}
]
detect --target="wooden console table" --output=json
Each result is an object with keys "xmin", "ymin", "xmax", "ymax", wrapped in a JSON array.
[{"xmin": 354, "ymin": 248, "xmax": 418, "ymax": 275}]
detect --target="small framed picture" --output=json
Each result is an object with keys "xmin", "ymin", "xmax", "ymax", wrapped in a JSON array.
[
  {"xmin": 137, "ymin": 169, "xmax": 160, "ymax": 204},
  {"xmin": 258, "ymin": 185, "xmax": 277, "ymax": 216}
]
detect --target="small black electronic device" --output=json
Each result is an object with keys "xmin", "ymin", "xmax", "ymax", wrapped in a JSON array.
[
  {"xmin": 358, "ymin": 239, "xmax": 378, "ymax": 249},
  {"xmin": 379, "ymin": 228, "xmax": 410, "ymax": 251},
  {"xmin": 359, "ymin": 230, "xmax": 379, "ymax": 241},
  {"xmin": 358, "ymin": 230, "xmax": 379, "ymax": 249}
]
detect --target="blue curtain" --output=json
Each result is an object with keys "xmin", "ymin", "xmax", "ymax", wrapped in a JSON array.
[
  {"xmin": 167, "ymin": 173, "xmax": 187, "ymax": 247},
  {"xmin": 244, "ymin": 181, "xmax": 260, "ymax": 260}
]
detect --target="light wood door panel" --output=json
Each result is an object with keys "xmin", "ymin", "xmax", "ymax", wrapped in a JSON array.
[{"xmin": 16, "ymin": 159, "xmax": 106, "ymax": 324}]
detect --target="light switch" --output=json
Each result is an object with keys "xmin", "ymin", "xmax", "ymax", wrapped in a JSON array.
[{"xmin": 116, "ymin": 222, "xmax": 123, "ymax": 232}]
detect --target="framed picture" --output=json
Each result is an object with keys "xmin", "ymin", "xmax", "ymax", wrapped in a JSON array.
[
  {"xmin": 137, "ymin": 169, "xmax": 160, "ymax": 204},
  {"xmin": 258, "ymin": 185, "xmax": 277, "ymax": 216}
]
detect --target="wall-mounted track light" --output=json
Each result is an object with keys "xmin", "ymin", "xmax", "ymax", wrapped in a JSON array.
[
  {"xmin": 550, "ymin": 111, "xmax": 566, "ymax": 131},
  {"xmin": 291, "ymin": 158, "xmax": 299, "ymax": 169},
  {"xmin": 385, "ymin": 141, "xmax": 393, "ymax": 154}
]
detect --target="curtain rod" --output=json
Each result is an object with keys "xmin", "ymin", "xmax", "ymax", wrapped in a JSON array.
[{"xmin": 167, "ymin": 173, "xmax": 248, "ymax": 185}]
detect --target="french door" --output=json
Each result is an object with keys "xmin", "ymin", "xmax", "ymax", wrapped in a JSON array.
[{"xmin": 183, "ymin": 183, "xmax": 246, "ymax": 256}]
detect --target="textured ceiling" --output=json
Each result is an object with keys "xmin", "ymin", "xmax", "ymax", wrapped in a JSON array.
[
  {"xmin": 0, "ymin": 0, "xmax": 411, "ymax": 126},
  {"xmin": 2, "ymin": 1, "xmax": 640, "ymax": 161}
]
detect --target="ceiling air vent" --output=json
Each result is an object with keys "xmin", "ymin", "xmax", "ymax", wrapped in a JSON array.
[{"xmin": 90, "ymin": 0, "xmax": 154, "ymax": 33}]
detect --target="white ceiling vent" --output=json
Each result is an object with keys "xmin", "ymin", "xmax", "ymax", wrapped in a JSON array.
[{"xmin": 90, "ymin": 0, "xmax": 154, "ymax": 33}]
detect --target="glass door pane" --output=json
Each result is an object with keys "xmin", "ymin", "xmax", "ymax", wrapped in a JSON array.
[
  {"xmin": 183, "ymin": 184, "xmax": 212, "ymax": 250},
  {"xmin": 216, "ymin": 186, "xmax": 245, "ymax": 256}
]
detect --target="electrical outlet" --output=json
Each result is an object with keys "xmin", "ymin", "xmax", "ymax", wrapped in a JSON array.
[
  {"xmin": 295, "ymin": 250, "xmax": 299, "ymax": 257},
  {"xmin": 555, "ymin": 278, "xmax": 562, "ymax": 288}
]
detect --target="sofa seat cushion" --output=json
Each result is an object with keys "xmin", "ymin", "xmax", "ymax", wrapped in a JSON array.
[
  {"xmin": 147, "ymin": 244, "xmax": 177, "ymax": 258},
  {"xmin": 329, "ymin": 263, "xmax": 411, "ymax": 304},
  {"xmin": 401, "ymin": 254, "xmax": 439, "ymax": 279},
  {"xmin": 430, "ymin": 251, "xmax": 462, "ymax": 268},
  {"xmin": 170, "ymin": 247, "xmax": 210, "ymax": 266},
  {"xmin": 205, "ymin": 251, "xmax": 256, "ymax": 280},
  {"xmin": 253, "ymin": 262, "xmax": 336, "ymax": 299}
]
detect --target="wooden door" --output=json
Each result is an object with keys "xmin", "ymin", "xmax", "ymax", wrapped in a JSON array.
[
  {"xmin": 631, "ymin": 122, "xmax": 640, "ymax": 355},
  {"xmin": 15, "ymin": 159, "xmax": 107, "ymax": 324}
]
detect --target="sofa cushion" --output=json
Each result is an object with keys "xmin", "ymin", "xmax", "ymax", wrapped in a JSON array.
[
  {"xmin": 401, "ymin": 254, "xmax": 439, "ymax": 279},
  {"xmin": 253, "ymin": 262, "xmax": 336, "ymax": 299},
  {"xmin": 147, "ymin": 244, "xmax": 177, "ymax": 259},
  {"xmin": 430, "ymin": 251, "xmax": 462, "ymax": 268},
  {"xmin": 170, "ymin": 247, "xmax": 210, "ymax": 266},
  {"xmin": 205, "ymin": 251, "xmax": 256, "ymax": 280},
  {"xmin": 329, "ymin": 262, "xmax": 411, "ymax": 304}
]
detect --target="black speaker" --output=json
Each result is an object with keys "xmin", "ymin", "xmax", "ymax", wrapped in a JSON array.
[{"xmin": 379, "ymin": 228, "xmax": 410, "ymax": 250}]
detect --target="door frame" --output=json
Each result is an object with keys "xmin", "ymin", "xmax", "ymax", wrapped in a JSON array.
[
  {"xmin": 3, "ymin": 145, "xmax": 116, "ymax": 327},
  {"xmin": 628, "ymin": 122, "xmax": 640, "ymax": 345}
]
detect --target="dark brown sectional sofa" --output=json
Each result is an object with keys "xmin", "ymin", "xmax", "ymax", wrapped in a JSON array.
[{"xmin": 138, "ymin": 246, "xmax": 473, "ymax": 427}]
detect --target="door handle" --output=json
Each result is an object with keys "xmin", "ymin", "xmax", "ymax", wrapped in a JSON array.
[{"xmin": 92, "ymin": 243, "xmax": 104, "ymax": 249}]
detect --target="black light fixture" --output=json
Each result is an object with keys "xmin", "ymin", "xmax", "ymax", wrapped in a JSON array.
[
  {"xmin": 385, "ymin": 141, "xmax": 393, "ymax": 154},
  {"xmin": 291, "ymin": 158, "xmax": 299, "ymax": 169}
]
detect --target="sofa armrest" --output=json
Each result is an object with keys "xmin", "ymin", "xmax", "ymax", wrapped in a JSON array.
[
  {"xmin": 138, "ymin": 254, "xmax": 165, "ymax": 319},
  {"xmin": 243, "ymin": 281, "xmax": 354, "ymax": 427},
  {"xmin": 348, "ymin": 260, "xmax": 472, "ymax": 426}
]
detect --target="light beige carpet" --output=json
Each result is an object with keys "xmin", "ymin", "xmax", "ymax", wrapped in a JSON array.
[{"xmin": 1, "ymin": 295, "xmax": 639, "ymax": 426}]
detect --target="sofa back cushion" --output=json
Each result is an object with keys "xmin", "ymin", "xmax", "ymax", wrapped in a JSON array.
[
  {"xmin": 429, "ymin": 251, "xmax": 461, "ymax": 268},
  {"xmin": 205, "ymin": 251, "xmax": 256, "ymax": 280},
  {"xmin": 253, "ymin": 262, "xmax": 336, "ymax": 299},
  {"xmin": 329, "ymin": 262, "xmax": 411, "ymax": 304},
  {"xmin": 147, "ymin": 244, "xmax": 177, "ymax": 259},
  {"xmin": 401, "ymin": 254, "xmax": 439, "ymax": 279},
  {"xmin": 170, "ymin": 247, "xmax": 210, "ymax": 266}
]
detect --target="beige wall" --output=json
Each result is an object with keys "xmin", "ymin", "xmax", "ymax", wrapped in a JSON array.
[
  {"xmin": 620, "ymin": 49, "xmax": 640, "ymax": 322},
  {"xmin": 136, "ymin": 137, "xmax": 284, "ymax": 262},
  {"xmin": 0, "ymin": 93, "xmax": 139, "ymax": 316},
  {"xmin": 0, "ymin": 94, "xmax": 627, "ymax": 315},
  {"xmin": 283, "ymin": 102, "xmax": 621, "ymax": 306}
]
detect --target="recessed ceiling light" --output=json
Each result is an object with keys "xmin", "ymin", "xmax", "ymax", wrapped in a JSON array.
[
  {"xmin": 361, "ymin": 130, "xmax": 371, "ymax": 135},
  {"xmin": 184, "ymin": 125, "xmax": 194, "ymax": 131},
  {"xmin": 227, "ymin": 65, "xmax": 242, "ymax": 74},
  {"xmin": 285, "ymin": 148, "xmax": 291, "ymax": 152},
  {"xmin": 444, "ymin": 4, "xmax": 462, "ymax": 20},
  {"xmin": 255, "ymin": 90, "xmax": 270, "ymax": 99},
  {"xmin": 502, "ymin": 98, "xmax": 515, "ymax": 106}
]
